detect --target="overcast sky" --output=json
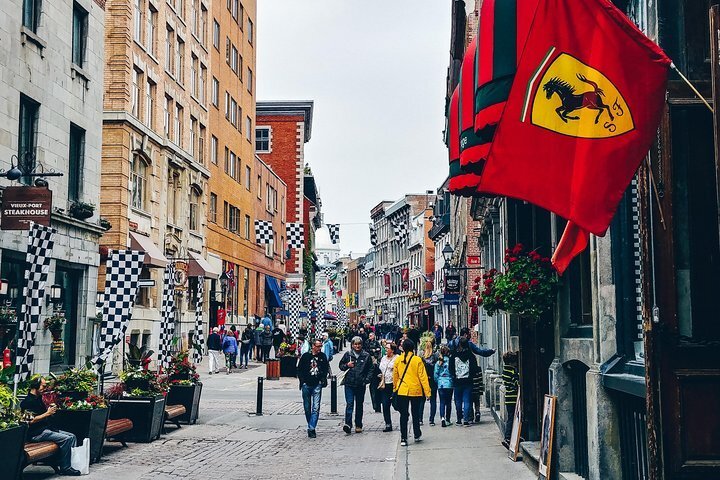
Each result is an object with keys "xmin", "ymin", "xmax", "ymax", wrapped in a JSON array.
[{"xmin": 257, "ymin": 1, "xmax": 451, "ymax": 258}]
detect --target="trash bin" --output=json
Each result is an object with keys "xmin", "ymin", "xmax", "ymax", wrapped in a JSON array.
[{"xmin": 265, "ymin": 359, "xmax": 280, "ymax": 380}]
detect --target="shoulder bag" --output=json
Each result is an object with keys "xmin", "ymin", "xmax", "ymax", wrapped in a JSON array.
[{"xmin": 391, "ymin": 353, "xmax": 413, "ymax": 411}]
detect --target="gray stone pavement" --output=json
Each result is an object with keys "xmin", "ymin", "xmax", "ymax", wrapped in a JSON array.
[{"xmin": 24, "ymin": 352, "xmax": 534, "ymax": 480}]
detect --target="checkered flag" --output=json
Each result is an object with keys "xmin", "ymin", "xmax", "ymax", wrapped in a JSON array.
[
  {"xmin": 336, "ymin": 296, "xmax": 348, "ymax": 329},
  {"xmin": 14, "ymin": 223, "xmax": 56, "ymax": 383},
  {"xmin": 322, "ymin": 266, "xmax": 334, "ymax": 278},
  {"xmin": 327, "ymin": 224, "xmax": 340, "ymax": 244},
  {"xmin": 192, "ymin": 276, "xmax": 205, "ymax": 365},
  {"xmin": 362, "ymin": 267, "xmax": 372, "ymax": 278},
  {"xmin": 370, "ymin": 225, "xmax": 377, "ymax": 246},
  {"xmin": 393, "ymin": 221, "xmax": 408, "ymax": 243},
  {"xmin": 286, "ymin": 223, "xmax": 304, "ymax": 249},
  {"xmin": 287, "ymin": 290, "xmax": 302, "ymax": 339},
  {"xmin": 93, "ymin": 250, "xmax": 145, "ymax": 370},
  {"xmin": 255, "ymin": 220, "xmax": 274, "ymax": 244},
  {"xmin": 317, "ymin": 294, "xmax": 327, "ymax": 332},
  {"xmin": 158, "ymin": 263, "xmax": 177, "ymax": 371}
]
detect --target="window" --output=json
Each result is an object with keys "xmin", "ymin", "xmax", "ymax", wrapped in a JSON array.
[
  {"xmin": 163, "ymin": 94, "xmax": 171, "ymax": 138},
  {"xmin": 223, "ymin": 201, "xmax": 228, "ymax": 228},
  {"xmin": 247, "ymin": 68, "xmax": 253, "ymax": 93},
  {"xmin": 136, "ymin": 268, "xmax": 151, "ymax": 306},
  {"xmin": 211, "ymin": 77, "xmax": 219, "ymax": 107},
  {"xmin": 189, "ymin": 189, "xmax": 199, "ymax": 231},
  {"xmin": 174, "ymin": 103, "xmax": 183, "ymax": 146},
  {"xmin": 22, "ymin": 0, "xmax": 41, "ymax": 33},
  {"xmin": 211, "ymin": 135, "xmax": 218, "ymax": 164},
  {"xmin": 230, "ymin": 45, "xmax": 238, "ymax": 74},
  {"xmin": 72, "ymin": 3, "xmax": 87, "ymax": 67},
  {"xmin": 167, "ymin": 168, "xmax": 179, "ymax": 224},
  {"xmin": 146, "ymin": 4, "xmax": 157, "ymax": 55},
  {"xmin": 229, "ymin": 97, "xmax": 237, "ymax": 127},
  {"xmin": 257, "ymin": 174, "xmax": 261, "ymax": 198},
  {"xmin": 212, "ymin": 19, "xmax": 220, "ymax": 49},
  {"xmin": 190, "ymin": 54, "xmax": 198, "ymax": 97},
  {"xmin": 68, "ymin": 124, "xmax": 85, "ymax": 202},
  {"xmin": 18, "ymin": 94, "xmax": 39, "ymax": 185},
  {"xmin": 199, "ymin": 64, "xmax": 207, "ymax": 104},
  {"xmin": 255, "ymin": 127, "xmax": 270, "ymax": 152},
  {"xmin": 134, "ymin": 0, "xmax": 143, "ymax": 43},
  {"xmin": 176, "ymin": 36, "xmax": 184, "ymax": 82},
  {"xmin": 245, "ymin": 116, "xmax": 251, "ymax": 141},
  {"xmin": 131, "ymin": 68, "xmax": 141, "ymax": 118},
  {"xmin": 248, "ymin": 18, "xmax": 253, "ymax": 44},
  {"xmin": 200, "ymin": 5, "xmax": 208, "ymax": 46},
  {"xmin": 199, "ymin": 124, "xmax": 206, "ymax": 164},
  {"xmin": 190, "ymin": 117, "xmax": 197, "ymax": 155},
  {"xmin": 266, "ymin": 184, "xmax": 277, "ymax": 213},
  {"xmin": 224, "ymin": 91, "xmax": 230, "ymax": 118},
  {"xmin": 209, "ymin": 193, "xmax": 217, "ymax": 223},
  {"xmin": 131, "ymin": 154, "xmax": 148, "ymax": 210},
  {"xmin": 190, "ymin": 0, "xmax": 198, "ymax": 36},
  {"xmin": 245, "ymin": 166, "xmax": 251, "ymax": 190},
  {"xmin": 229, "ymin": 205, "xmax": 240, "ymax": 233},
  {"xmin": 224, "ymin": 146, "xmax": 229, "ymax": 173},
  {"xmin": 237, "ymin": 105, "xmax": 242, "ymax": 132},
  {"xmin": 166, "ymin": 25, "xmax": 174, "ymax": 72},
  {"xmin": 244, "ymin": 215, "xmax": 250, "ymax": 239},
  {"xmin": 145, "ymin": 77, "xmax": 155, "ymax": 128},
  {"xmin": 231, "ymin": 0, "xmax": 238, "ymax": 21},
  {"xmin": 229, "ymin": 151, "xmax": 236, "ymax": 179},
  {"xmin": 225, "ymin": 37, "xmax": 231, "ymax": 64}
]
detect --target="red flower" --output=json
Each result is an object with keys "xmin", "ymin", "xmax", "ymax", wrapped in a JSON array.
[
  {"xmin": 474, "ymin": 276, "xmax": 482, "ymax": 283},
  {"xmin": 517, "ymin": 282, "xmax": 530, "ymax": 294},
  {"xmin": 530, "ymin": 279, "xmax": 540, "ymax": 287},
  {"xmin": 508, "ymin": 256, "xmax": 518, "ymax": 263},
  {"xmin": 512, "ymin": 243, "xmax": 524, "ymax": 255}
]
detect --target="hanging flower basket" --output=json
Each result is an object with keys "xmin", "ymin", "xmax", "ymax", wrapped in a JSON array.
[
  {"xmin": 44, "ymin": 312, "xmax": 66, "ymax": 340},
  {"xmin": 479, "ymin": 243, "xmax": 559, "ymax": 320},
  {"xmin": 68, "ymin": 201, "xmax": 95, "ymax": 220}
]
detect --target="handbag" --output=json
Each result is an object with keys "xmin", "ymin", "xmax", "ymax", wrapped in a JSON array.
[
  {"xmin": 377, "ymin": 360, "xmax": 391, "ymax": 390},
  {"xmin": 392, "ymin": 354, "xmax": 412, "ymax": 412},
  {"xmin": 70, "ymin": 438, "xmax": 90, "ymax": 475}
]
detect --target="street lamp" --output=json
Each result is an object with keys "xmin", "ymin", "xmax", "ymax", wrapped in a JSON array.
[
  {"xmin": 442, "ymin": 244, "xmax": 454, "ymax": 264},
  {"xmin": 219, "ymin": 271, "xmax": 229, "ymax": 310}
]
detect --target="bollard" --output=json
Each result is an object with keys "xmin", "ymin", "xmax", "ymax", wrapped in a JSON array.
[
  {"xmin": 256, "ymin": 376, "xmax": 264, "ymax": 416},
  {"xmin": 330, "ymin": 375, "xmax": 338, "ymax": 414}
]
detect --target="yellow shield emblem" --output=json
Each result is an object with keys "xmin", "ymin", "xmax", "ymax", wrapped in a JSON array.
[{"xmin": 528, "ymin": 53, "xmax": 633, "ymax": 138}]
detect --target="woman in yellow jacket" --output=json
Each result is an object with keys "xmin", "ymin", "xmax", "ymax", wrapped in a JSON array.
[{"xmin": 393, "ymin": 339, "xmax": 431, "ymax": 446}]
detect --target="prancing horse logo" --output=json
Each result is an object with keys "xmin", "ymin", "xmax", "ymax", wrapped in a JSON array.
[{"xmin": 542, "ymin": 74, "xmax": 615, "ymax": 125}]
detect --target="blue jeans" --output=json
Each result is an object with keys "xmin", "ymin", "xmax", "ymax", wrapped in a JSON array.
[
  {"xmin": 240, "ymin": 344, "xmax": 250, "ymax": 367},
  {"xmin": 438, "ymin": 388, "xmax": 453, "ymax": 421},
  {"xmin": 454, "ymin": 384, "xmax": 473, "ymax": 423},
  {"xmin": 344, "ymin": 385, "xmax": 366, "ymax": 428},
  {"xmin": 418, "ymin": 385, "xmax": 438, "ymax": 423},
  {"xmin": 30, "ymin": 429, "xmax": 77, "ymax": 470},
  {"xmin": 301, "ymin": 384, "xmax": 323, "ymax": 431}
]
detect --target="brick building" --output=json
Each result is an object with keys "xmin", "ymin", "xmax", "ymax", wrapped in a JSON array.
[
  {"xmin": 256, "ymin": 101, "xmax": 314, "ymax": 291},
  {"xmin": 100, "ymin": 0, "xmax": 216, "ymax": 366}
]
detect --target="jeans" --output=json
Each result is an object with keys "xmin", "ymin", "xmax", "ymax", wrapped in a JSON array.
[
  {"xmin": 380, "ymin": 383, "xmax": 394, "ymax": 426},
  {"xmin": 208, "ymin": 350, "xmax": 221, "ymax": 373},
  {"xmin": 396, "ymin": 395, "xmax": 423, "ymax": 441},
  {"xmin": 301, "ymin": 383, "xmax": 323, "ymax": 431},
  {"xmin": 344, "ymin": 385, "xmax": 366, "ymax": 428},
  {"xmin": 30, "ymin": 429, "xmax": 77, "ymax": 470},
  {"xmin": 454, "ymin": 384, "xmax": 473, "ymax": 423},
  {"xmin": 504, "ymin": 403, "xmax": 516, "ymax": 441},
  {"xmin": 438, "ymin": 388, "xmax": 453, "ymax": 421},
  {"xmin": 418, "ymin": 385, "xmax": 438, "ymax": 423},
  {"xmin": 239, "ymin": 344, "xmax": 250, "ymax": 367}
]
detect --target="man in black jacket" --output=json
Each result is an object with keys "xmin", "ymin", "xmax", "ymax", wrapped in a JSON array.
[
  {"xmin": 339, "ymin": 336, "xmax": 375, "ymax": 434},
  {"xmin": 364, "ymin": 332, "xmax": 382, "ymax": 413},
  {"xmin": 206, "ymin": 327, "xmax": 222, "ymax": 374},
  {"xmin": 298, "ymin": 339, "xmax": 330, "ymax": 438}
]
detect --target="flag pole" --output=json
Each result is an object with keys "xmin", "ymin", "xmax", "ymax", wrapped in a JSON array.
[{"xmin": 671, "ymin": 63, "xmax": 714, "ymax": 113}]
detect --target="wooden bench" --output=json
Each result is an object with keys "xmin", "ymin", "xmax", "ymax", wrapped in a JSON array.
[
  {"xmin": 105, "ymin": 418, "xmax": 134, "ymax": 447},
  {"xmin": 23, "ymin": 441, "xmax": 60, "ymax": 474},
  {"xmin": 163, "ymin": 404, "xmax": 187, "ymax": 433}
]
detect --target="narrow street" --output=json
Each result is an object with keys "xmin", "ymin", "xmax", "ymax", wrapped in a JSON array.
[{"xmin": 24, "ymin": 354, "xmax": 534, "ymax": 480}]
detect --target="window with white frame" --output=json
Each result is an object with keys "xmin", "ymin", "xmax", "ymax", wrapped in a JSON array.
[
  {"xmin": 212, "ymin": 77, "xmax": 219, "ymax": 107},
  {"xmin": 210, "ymin": 135, "xmax": 218, "ymax": 164},
  {"xmin": 213, "ymin": 19, "xmax": 220, "ymax": 49},
  {"xmin": 131, "ymin": 154, "xmax": 148, "ymax": 211},
  {"xmin": 245, "ymin": 116, "xmax": 251, "ymax": 141},
  {"xmin": 255, "ymin": 127, "xmax": 270, "ymax": 152}
]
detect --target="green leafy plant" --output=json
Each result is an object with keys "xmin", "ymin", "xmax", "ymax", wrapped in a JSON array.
[
  {"xmin": 125, "ymin": 343, "xmax": 154, "ymax": 369},
  {"xmin": 68, "ymin": 201, "xmax": 95, "ymax": 220},
  {"xmin": 0, "ymin": 383, "xmax": 24, "ymax": 431},
  {"xmin": 43, "ymin": 311, "xmax": 66, "ymax": 332},
  {"xmin": 168, "ymin": 351, "xmax": 199, "ymax": 385},
  {"xmin": 119, "ymin": 367, "xmax": 168, "ymax": 397},
  {"xmin": 49, "ymin": 368, "xmax": 97, "ymax": 397},
  {"xmin": 0, "ymin": 304, "xmax": 17, "ymax": 324},
  {"xmin": 480, "ymin": 243, "xmax": 559, "ymax": 319},
  {"xmin": 58, "ymin": 394, "xmax": 107, "ymax": 411}
]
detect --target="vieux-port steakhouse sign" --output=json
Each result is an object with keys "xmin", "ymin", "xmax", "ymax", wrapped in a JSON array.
[{"xmin": 1, "ymin": 186, "xmax": 52, "ymax": 230}]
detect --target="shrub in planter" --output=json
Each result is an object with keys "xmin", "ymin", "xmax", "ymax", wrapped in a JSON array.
[
  {"xmin": 167, "ymin": 351, "xmax": 200, "ymax": 384},
  {"xmin": 125, "ymin": 343, "xmax": 154, "ymax": 370},
  {"xmin": 166, "ymin": 351, "xmax": 202, "ymax": 424},
  {"xmin": 119, "ymin": 367, "xmax": 168, "ymax": 397},
  {"xmin": 107, "ymin": 368, "xmax": 168, "ymax": 443},
  {"xmin": 49, "ymin": 367, "xmax": 97, "ymax": 400},
  {"xmin": 0, "ymin": 305, "xmax": 17, "ymax": 325},
  {"xmin": 43, "ymin": 312, "xmax": 66, "ymax": 341},
  {"xmin": 0, "ymin": 383, "xmax": 29, "ymax": 479},
  {"xmin": 68, "ymin": 201, "xmax": 95, "ymax": 220}
]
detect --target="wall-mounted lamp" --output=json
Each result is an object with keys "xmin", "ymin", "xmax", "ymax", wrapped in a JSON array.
[
  {"xmin": 47, "ymin": 284, "xmax": 63, "ymax": 304},
  {"xmin": 0, "ymin": 279, "xmax": 8, "ymax": 297}
]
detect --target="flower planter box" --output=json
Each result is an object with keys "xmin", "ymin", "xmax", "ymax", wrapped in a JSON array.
[
  {"xmin": 50, "ymin": 407, "xmax": 109, "ymax": 464},
  {"xmin": 109, "ymin": 395, "xmax": 166, "ymax": 443},
  {"xmin": 166, "ymin": 383, "xmax": 202, "ymax": 424},
  {"xmin": 279, "ymin": 356, "xmax": 297, "ymax": 377},
  {"xmin": 0, "ymin": 424, "xmax": 27, "ymax": 480}
]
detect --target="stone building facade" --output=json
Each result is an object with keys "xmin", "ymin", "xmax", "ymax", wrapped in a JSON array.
[{"xmin": 0, "ymin": 0, "xmax": 106, "ymax": 372}]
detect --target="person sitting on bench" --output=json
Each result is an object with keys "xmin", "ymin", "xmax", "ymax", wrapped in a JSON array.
[{"xmin": 21, "ymin": 375, "xmax": 81, "ymax": 476}]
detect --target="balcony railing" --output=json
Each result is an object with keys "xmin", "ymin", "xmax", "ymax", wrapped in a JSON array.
[{"xmin": 429, "ymin": 212, "xmax": 450, "ymax": 240}]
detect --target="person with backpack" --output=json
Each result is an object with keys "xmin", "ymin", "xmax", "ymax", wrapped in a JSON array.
[
  {"xmin": 434, "ymin": 345, "xmax": 454, "ymax": 427},
  {"xmin": 260, "ymin": 325, "xmax": 274, "ymax": 362},
  {"xmin": 222, "ymin": 330, "xmax": 238, "ymax": 374},
  {"xmin": 339, "ymin": 337, "xmax": 375, "ymax": 434},
  {"xmin": 393, "ymin": 339, "xmax": 431, "ymax": 447},
  {"xmin": 470, "ymin": 363, "xmax": 485, "ymax": 423},
  {"xmin": 447, "ymin": 327, "xmax": 495, "ymax": 357},
  {"xmin": 254, "ymin": 322, "xmax": 264, "ymax": 362},
  {"xmin": 449, "ymin": 337, "xmax": 478, "ymax": 426}
]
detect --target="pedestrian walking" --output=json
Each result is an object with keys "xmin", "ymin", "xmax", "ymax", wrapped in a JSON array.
[
  {"xmin": 434, "ymin": 345, "xmax": 454, "ymax": 427},
  {"xmin": 419, "ymin": 337, "xmax": 438, "ymax": 426},
  {"xmin": 322, "ymin": 332, "xmax": 334, "ymax": 375},
  {"xmin": 222, "ymin": 330, "xmax": 238, "ymax": 374},
  {"xmin": 260, "ymin": 325, "xmax": 274, "ymax": 362},
  {"xmin": 254, "ymin": 322, "xmax": 264, "ymax": 362},
  {"xmin": 432, "ymin": 322, "xmax": 443, "ymax": 345},
  {"xmin": 207, "ymin": 327, "xmax": 222, "ymax": 374},
  {"xmin": 21, "ymin": 376, "xmax": 81, "ymax": 476},
  {"xmin": 364, "ymin": 332, "xmax": 382, "ymax": 413},
  {"xmin": 272, "ymin": 323, "xmax": 284, "ymax": 357},
  {"xmin": 339, "ymin": 336, "xmax": 374, "ymax": 434},
  {"xmin": 239, "ymin": 326, "xmax": 253, "ymax": 368},
  {"xmin": 378, "ymin": 343, "xmax": 398, "ymax": 432},
  {"xmin": 502, "ymin": 351, "xmax": 520, "ymax": 448},
  {"xmin": 229, "ymin": 325, "xmax": 239, "ymax": 368},
  {"xmin": 261, "ymin": 314, "xmax": 273, "ymax": 329},
  {"xmin": 393, "ymin": 339, "xmax": 431, "ymax": 447},
  {"xmin": 447, "ymin": 327, "xmax": 495, "ymax": 358},
  {"xmin": 449, "ymin": 337, "xmax": 477, "ymax": 426},
  {"xmin": 298, "ymin": 339, "xmax": 330, "ymax": 438},
  {"xmin": 445, "ymin": 322, "xmax": 457, "ymax": 341}
]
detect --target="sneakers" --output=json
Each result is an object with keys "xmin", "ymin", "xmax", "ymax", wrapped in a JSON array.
[
  {"xmin": 502, "ymin": 440, "xmax": 510, "ymax": 449},
  {"xmin": 308, "ymin": 430, "xmax": 317, "ymax": 438},
  {"xmin": 400, "ymin": 439, "xmax": 408, "ymax": 447},
  {"xmin": 463, "ymin": 421, "xmax": 471, "ymax": 427},
  {"xmin": 419, "ymin": 421, "xmax": 424, "ymax": 426},
  {"xmin": 382, "ymin": 425, "xmax": 393, "ymax": 432},
  {"xmin": 456, "ymin": 420, "xmax": 464, "ymax": 426},
  {"xmin": 446, "ymin": 420, "xmax": 454, "ymax": 426},
  {"xmin": 355, "ymin": 427, "xmax": 363, "ymax": 433},
  {"xmin": 60, "ymin": 468, "xmax": 82, "ymax": 476},
  {"xmin": 475, "ymin": 413, "xmax": 481, "ymax": 423},
  {"xmin": 414, "ymin": 435, "xmax": 422, "ymax": 442},
  {"xmin": 441, "ymin": 419, "xmax": 447, "ymax": 428},
  {"xmin": 429, "ymin": 421, "xmax": 435, "ymax": 426},
  {"xmin": 343, "ymin": 424, "xmax": 351, "ymax": 434}
]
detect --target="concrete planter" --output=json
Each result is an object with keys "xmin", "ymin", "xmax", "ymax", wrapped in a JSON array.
[{"xmin": 109, "ymin": 395, "xmax": 166, "ymax": 442}]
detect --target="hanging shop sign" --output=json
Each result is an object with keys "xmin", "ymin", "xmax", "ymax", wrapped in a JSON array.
[
  {"xmin": 401, "ymin": 268, "xmax": 409, "ymax": 291},
  {"xmin": 445, "ymin": 275, "xmax": 461, "ymax": 295},
  {"xmin": 467, "ymin": 256, "xmax": 481, "ymax": 266},
  {"xmin": 174, "ymin": 261, "xmax": 188, "ymax": 291},
  {"xmin": 1, "ymin": 187, "xmax": 52, "ymax": 230}
]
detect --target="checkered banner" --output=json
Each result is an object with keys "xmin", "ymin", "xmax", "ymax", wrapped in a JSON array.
[
  {"xmin": 286, "ymin": 223, "xmax": 304, "ymax": 249},
  {"xmin": 14, "ymin": 223, "xmax": 56, "ymax": 383},
  {"xmin": 287, "ymin": 289, "xmax": 302, "ymax": 339},
  {"xmin": 93, "ymin": 250, "xmax": 144, "ymax": 370},
  {"xmin": 158, "ymin": 263, "xmax": 177, "ymax": 371},
  {"xmin": 327, "ymin": 224, "xmax": 340, "ymax": 244},
  {"xmin": 322, "ymin": 266, "xmax": 334, "ymax": 278},
  {"xmin": 393, "ymin": 221, "xmax": 408, "ymax": 243},
  {"xmin": 370, "ymin": 224, "xmax": 377, "ymax": 246},
  {"xmin": 255, "ymin": 220, "xmax": 273, "ymax": 244},
  {"xmin": 192, "ymin": 276, "xmax": 205, "ymax": 365},
  {"xmin": 361, "ymin": 267, "xmax": 372, "ymax": 278},
  {"xmin": 336, "ymin": 296, "xmax": 348, "ymax": 330},
  {"xmin": 317, "ymin": 294, "xmax": 327, "ymax": 333}
]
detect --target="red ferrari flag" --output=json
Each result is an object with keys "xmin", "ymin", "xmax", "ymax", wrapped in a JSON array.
[
  {"xmin": 460, "ymin": 38, "xmax": 491, "ymax": 176},
  {"xmin": 479, "ymin": 0, "xmax": 671, "ymax": 273},
  {"xmin": 449, "ymin": 85, "xmax": 483, "ymax": 194}
]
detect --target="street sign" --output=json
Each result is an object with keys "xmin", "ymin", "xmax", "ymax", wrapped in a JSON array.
[
  {"xmin": 138, "ymin": 279, "xmax": 156, "ymax": 288},
  {"xmin": 1, "ymin": 186, "xmax": 52, "ymax": 230},
  {"xmin": 279, "ymin": 289, "xmax": 290, "ymax": 303},
  {"xmin": 445, "ymin": 275, "xmax": 461, "ymax": 295},
  {"xmin": 467, "ymin": 256, "xmax": 481, "ymax": 265}
]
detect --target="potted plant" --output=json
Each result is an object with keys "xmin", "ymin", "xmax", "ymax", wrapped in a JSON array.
[
  {"xmin": 108, "ymin": 367, "xmax": 168, "ymax": 442},
  {"xmin": 0, "ymin": 377, "xmax": 28, "ymax": 480},
  {"xmin": 43, "ymin": 311, "xmax": 66, "ymax": 341},
  {"xmin": 166, "ymin": 351, "xmax": 202, "ymax": 424},
  {"xmin": 68, "ymin": 201, "xmax": 95, "ymax": 220},
  {"xmin": 47, "ymin": 368, "xmax": 109, "ymax": 464},
  {"xmin": 277, "ymin": 338, "xmax": 298, "ymax": 377},
  {"xmin": 99, "ymin": 217, "xmax": 111, "ymax": 231},
  {"xmin": 0, "ymin": 305, "xmax": 16, "ymax": 325},
  {"xmin": 125, "ymin": 343, "xmax": 153, "ymax": 370},
  {"xmin": 479, "ymin": 243, "xmax": 559, "ymax": 320}
]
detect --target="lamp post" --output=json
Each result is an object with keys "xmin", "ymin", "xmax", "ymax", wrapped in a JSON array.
[{"xmin": 219, "ymin": 271, "xmax": 229, "ymax": 324}]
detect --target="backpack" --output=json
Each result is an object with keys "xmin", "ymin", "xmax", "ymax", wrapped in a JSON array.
[{"xmin": 455, "ymin": 356, "xmax": 470, "ymax": 379}]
